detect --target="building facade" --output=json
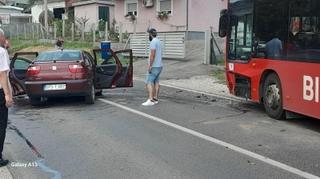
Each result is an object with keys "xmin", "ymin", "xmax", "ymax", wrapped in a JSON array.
[
  {"xmin": 0, "ymin": 6, "xmax": 32, "ymax": 24},
  {"xmin": 114, "ymin": 0, "xmax": 226, "ymax": 33},
  {"xmin": 73, "ymin": 0, "xmax": 115, "ymax": 32},
  {"xmin": 31, "ymin": 0, "xmax": 114, "ymax": 32},
  {"xmin": 31, "ymin": 0, "xmax": 69, "ymax": 23}
]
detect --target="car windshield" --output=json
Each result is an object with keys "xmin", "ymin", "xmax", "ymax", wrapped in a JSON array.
[{"xmin": 36, "ymin": 51, "xmax": 81, "ymax": 61}]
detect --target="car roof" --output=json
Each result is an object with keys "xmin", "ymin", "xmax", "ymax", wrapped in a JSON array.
[{"xmin": 41, "ymin": 49, "xmax": 83, "ymax": 53}]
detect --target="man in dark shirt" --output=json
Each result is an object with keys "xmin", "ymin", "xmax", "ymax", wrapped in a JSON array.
[{"xmin": 266, "ymin": 32, "xmax": 283, "ymax": 58}]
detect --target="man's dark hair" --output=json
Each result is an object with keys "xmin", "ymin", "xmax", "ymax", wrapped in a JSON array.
[
  {"xmin": 274, "ymin": 31, "xmax": 281, "ymax": 38},
  {"xmin": 148, "ymin": 28, "xmax": 157, "ymax": 37},
  {"xmin": 56, "ymin": 38, "xmax": 64, "ymax": 47}
]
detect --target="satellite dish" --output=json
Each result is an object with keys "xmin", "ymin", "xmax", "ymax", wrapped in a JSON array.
[{"xmin": 39, "ymin": 10, "xmax": 54, "ymax": 26}]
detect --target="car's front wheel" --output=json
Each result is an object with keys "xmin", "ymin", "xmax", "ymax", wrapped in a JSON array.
[{"xmin": 85, "ymin": 84, "xmax": 95, "ymax": 104}]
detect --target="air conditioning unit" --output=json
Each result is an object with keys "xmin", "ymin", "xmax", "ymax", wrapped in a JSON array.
[{"xmin": 143, "ymin": 0, "xmax": 154, "ymax": 7}]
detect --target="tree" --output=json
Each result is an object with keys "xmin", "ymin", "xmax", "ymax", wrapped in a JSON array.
[
  {"xmin": 39, "ymin": 10, "xmax": 54, "ymax": 26},
  {"xmin": 75, "ymin": 16, "xmax": 89, "ymax": 41}
]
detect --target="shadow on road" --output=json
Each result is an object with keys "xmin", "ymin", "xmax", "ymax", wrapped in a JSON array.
[
  {"xmin": 13, "ymin": 96, "xmax": 88, "ymax": 109},
  {"xmin": 285, "ymin": 116, "xmax": 320, "ymax": 133},
  {"xmin": 228, "ymin": 100, "xmax": 320, "ymax": 133}
]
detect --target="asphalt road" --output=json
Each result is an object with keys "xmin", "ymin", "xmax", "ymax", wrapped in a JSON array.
[{"xmin": 3, "ymin": 80, "xmax": 320, "ymax": 179}]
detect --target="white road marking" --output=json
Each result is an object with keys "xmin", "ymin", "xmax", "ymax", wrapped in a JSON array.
[
  {"xmin": 99, "ymin": 98, "xmax": 320, "ymax": 179},
  {"xmin": 0, "ymin": 167, "xmax": 13, "ymax": 179}
]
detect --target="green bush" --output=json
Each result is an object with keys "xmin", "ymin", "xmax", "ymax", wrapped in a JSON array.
[{"xmin": 98, "ymin": 19, "xmax": 106, "ymax": 31}]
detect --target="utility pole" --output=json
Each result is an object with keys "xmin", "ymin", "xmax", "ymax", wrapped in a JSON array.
[
  {"xmin": 186, "ymin": 0, "xmax": 189, "ymax": 31},
  {"xmin": 44, "ymin": 0, "xmax": 49, "ymax": 38}
]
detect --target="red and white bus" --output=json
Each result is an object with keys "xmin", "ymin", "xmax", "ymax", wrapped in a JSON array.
[{"xmin": 218, "ymin": 0, "xmax": 320, "ymax": 120}]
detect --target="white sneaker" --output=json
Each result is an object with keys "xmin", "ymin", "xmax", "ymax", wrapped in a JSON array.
[
  {"xmin": 153, "ymin": 98, "xmax": 159, "ymax": 104},
  {"xmin": 142, "ymin": 99, "xmax": 155, "ymax": 106}
]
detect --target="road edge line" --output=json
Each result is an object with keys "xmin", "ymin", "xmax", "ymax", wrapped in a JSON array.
[{"xmin": 99, "ymin": 98, "xmax": 320, "ymax": 179}]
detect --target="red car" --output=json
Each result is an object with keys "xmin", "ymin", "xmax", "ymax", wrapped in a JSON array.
[{"xmin": 9, "ymin": 49, "xmax": 133, "ymax": 105}]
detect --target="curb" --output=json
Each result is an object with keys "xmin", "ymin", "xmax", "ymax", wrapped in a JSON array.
[
  {"xmin": 0, "ymin": 167, "xmax": 13, "ymax": 179},
  {"xmin": 134, "ymin": 77, "xmax": 246, "ymax": 103}
]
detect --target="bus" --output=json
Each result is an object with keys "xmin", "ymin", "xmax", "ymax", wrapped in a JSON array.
[{"xmin": 218, "ymin": 0, "xmax": 320, "ymax": 120}]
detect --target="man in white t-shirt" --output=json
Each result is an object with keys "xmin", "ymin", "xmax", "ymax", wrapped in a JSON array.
[
  {"xmin": 142, "ymin": 28, "xmax": 163, "ymax": 106},
  {"xmin": 0, "ymin": 28, "xmax": 12, "ymax": 167}
]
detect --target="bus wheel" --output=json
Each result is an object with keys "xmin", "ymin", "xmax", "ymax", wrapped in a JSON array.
[{"xmin": 263, "ymin": 73, "xmax": 286, "ymax": 120}]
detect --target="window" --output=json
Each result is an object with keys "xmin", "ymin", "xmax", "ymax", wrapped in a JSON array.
[
  {"xmin": 157, "ymin": 0, "xmax": 172, "ymax": 14},
  {"xmin": 286, "ymin": 0, "xmax": 320, "ymax": 61},
  {"xmin": 125, "ymin": 0, "xmax": 138, "ymax": 16},
  {"xmin": 94, "ymin": 50, "xmax": 116, "ymax": 66},
  {"xmin": 14, "ymin": 58, "xmax": 30, "ymax": 70},
  {"xmin": 36, "ymin": 51, "xmax": 81, "ymax": 61},
  {"xmin": 99, "ymin": 6, "xmax": 110, "ymax": 30},
  {"xmin": 83, "ymin": 52, "xmax": 94, "ymax": 67},
  {"xmin": 53, "ymin": 8, "xmax": 65, "ymax": 19},
  {"xmin": 99, "ymin": 6, "xmax": 110, "ymax": 22},
  {"xmin": 228, "ymin": 0, "xmax": 253, "ymax": 61},
  {"xmin": 253, "ymin": 0, "xmax": 320, "ymax": 61}
]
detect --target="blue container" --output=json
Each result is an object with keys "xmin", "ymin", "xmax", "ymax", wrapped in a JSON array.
[{"xmin": 101, "ymin": 41, "xmax": 111, "ymax": 60}]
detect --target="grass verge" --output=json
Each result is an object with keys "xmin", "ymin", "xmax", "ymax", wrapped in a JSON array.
[
  {"xmin": 210, "ymin": 69, "xmax": 226, "ymax": 84},
  {"xmin": 10, "ymin": 39, "xmax": 98, "ymax": 54}
]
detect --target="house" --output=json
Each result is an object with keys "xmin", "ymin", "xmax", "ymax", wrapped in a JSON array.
[
  {"xmin": 31, "ymin": 0, "xmax": 67, "ymax": 23},
  {"xmin": 73, "ymin": 0, "xmax": 115, "ymax": 32},
  {"xmin": 31, "ymin": 0, "xmax": 114, "ymax": 32},
  {"xmin": 0, "ymin": 6, "xmax": 32, "ymax": 24},
  {"xmin": 114, "ymin": 0, "xmax": 226, "ymax": 33},
  {"xmin": 6, "ymin": 0, "xmax": 30, "ymax": 9}
]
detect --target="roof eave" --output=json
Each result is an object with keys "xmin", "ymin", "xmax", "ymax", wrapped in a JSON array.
[{"xmin": 72, "ymin": 0, "xmax": 115, "ymax": 7}]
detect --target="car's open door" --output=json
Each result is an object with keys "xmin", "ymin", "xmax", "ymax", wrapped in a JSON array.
[
  {"xmin": 9, "ymin": 52, "xmax": 38, "ymax": 96},
  {"xmin": 114, "ymin": 49, "xmax": 133, "ymax": 87},
  {"xmin": 92, "ymin": 49, "xmax": 122, "ymax": 89}
]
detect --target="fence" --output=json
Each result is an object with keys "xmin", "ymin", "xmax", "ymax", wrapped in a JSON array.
[
  {"xmin": 1, "ymin": 21, "xmax": 119, "ymax": 46},
  {"xmin": 129, "ymin": 31, "xmax": 186, "ymax": 59},
  {"xmin": 3, "ymin": 22, "xmax": 224, "ymax": 64},
  {"xmin": 128, "ymin": 30, "xmax": 224, "ymax": 63},
  {"xmin": 185, "ymin": 31, "xmax": 206, "ymax": 61},
  {"xmin": 1, "ymin": 23, "xmax": 45, "ymax": 40}
]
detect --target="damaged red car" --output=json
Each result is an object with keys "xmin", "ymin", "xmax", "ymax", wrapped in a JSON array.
[{"xmin": 9, "ymin": 49, "xmax": 133, "ymax": 105}]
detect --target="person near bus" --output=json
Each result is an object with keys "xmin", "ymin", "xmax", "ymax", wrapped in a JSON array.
[
  {"xmin": 0, "ymin": 28, "xmax": 13, "ymax": 167},
  {"xmin": 266, "ymin": 32, "xmax": 283, "ymax": 59},
  {"xmin": 142, "ymin": 28, "xmax": 163, "ymax": 106}
]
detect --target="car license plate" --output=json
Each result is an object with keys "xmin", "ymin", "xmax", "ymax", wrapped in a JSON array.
[{"xmin": 44, "ymin": 84, "xmax": 66, "ymax": 91}]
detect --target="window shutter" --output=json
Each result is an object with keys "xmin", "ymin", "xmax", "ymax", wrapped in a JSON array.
[
  {"xmin": 160, "ymin": 0, "xmax": 171, "ymax": 12},
  {"xmin": 128, "ymin": 3, "xmax": 137, "ymax": 12}
]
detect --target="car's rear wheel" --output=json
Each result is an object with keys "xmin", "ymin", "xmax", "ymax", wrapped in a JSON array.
[
  {"xmin": 263, "ymin": 73, "xmax": 286, "ymax": 120},
  {"xmin": 30, "ymin": 97, "xmax": 42, "ymax": 106},
  {"xmin": 85, "ymin": 84, "xmax": 95, "ymax": 104}
]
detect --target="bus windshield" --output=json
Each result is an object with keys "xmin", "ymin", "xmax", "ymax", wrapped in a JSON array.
[{"xmin": 228, "ymin": 0, "xmax": 254, "ymax": 61}]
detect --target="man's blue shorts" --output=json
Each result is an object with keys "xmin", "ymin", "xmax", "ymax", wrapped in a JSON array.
[{"xmin": 145, "ymin": 67, "xmax": 163, "ymax": 84}]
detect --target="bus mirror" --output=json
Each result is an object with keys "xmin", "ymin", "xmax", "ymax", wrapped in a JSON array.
[{"xmin": 219, "ymin": 14, "xmax": 229, "ymax": 38}]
